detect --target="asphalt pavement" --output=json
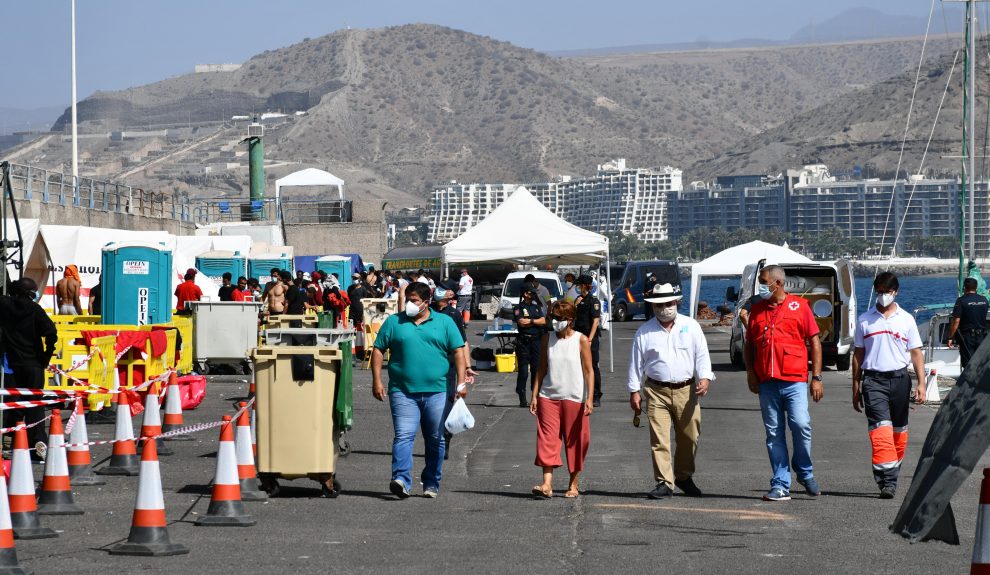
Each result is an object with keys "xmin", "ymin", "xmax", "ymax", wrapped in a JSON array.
[{"xmin": 16, "ymin": 320, "xmax": 984, "ymax": 574}]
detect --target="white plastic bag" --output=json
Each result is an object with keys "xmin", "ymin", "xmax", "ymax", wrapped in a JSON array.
[{"xmin": 444, "ymin": 397, "xmax": 475, "ymax": 435}]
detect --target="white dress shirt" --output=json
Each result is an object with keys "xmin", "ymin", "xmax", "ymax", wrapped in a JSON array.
[{"xmin": 626, "ymin": 314, "xmax": 714, "ymax": 392}]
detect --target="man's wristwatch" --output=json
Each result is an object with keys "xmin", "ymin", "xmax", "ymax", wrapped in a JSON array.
[{"xmin": 811, "ymin": 375, "xmax": 823, "ymax": 382}]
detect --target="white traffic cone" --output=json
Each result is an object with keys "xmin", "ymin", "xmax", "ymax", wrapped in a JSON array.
[{"xmin": 925, "ymin": 368, "xmax": 941, "ymax": 403}]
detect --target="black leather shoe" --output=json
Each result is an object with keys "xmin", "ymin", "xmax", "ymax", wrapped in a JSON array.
[
  {"xmin": 593, "ymin": 398, "xmax": 601, "ymax": 407},
  {"xmin": 518, "ymin": 394, "xmax": 528, "ymax": 408},
  {"xmin": 675, "ymin": 477, "xmax": 703, "ymax": 497},
  {"xmin": 879, "ymin": 485, "xmax": 896, "ymax": 499},
  {"xmin": 647, "ymin": 482, "xmax": 673, "ymax": 499}
]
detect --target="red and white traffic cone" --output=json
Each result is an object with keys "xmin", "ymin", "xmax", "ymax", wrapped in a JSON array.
[
  {"xmin": 161, "ymin": 373, "xmax": 191, "ymax": 441},
  {"xmin": 972, "ymin": 469, "xmax": 990, "ymax": 573},
  {"xmin": 138, "ymin": 381, "xmax": 172, "ymax": 457},
  {"xmin": 0, "ymin": 473, "xmax": 31, "ymax": 574},
  {"xmin": 67, "ymin": 397, "xmax": 104, "ymax": 486},
  {"xmin": 36, "ymin": 409, "xmax": 83, "ymax": 515},
  {"xmin": 108, "ymin": 438, "xmax": 189, "ymax": 557},
  {"xmin": 97, "ymin": 390, "xmax": 140, "ymax": 476},
  {"xmin": 195, "ymin": 416, "xmax": 255, "ymax": 526},
  {"xmin": 235, "ymin": 402, "xmax": 266, "ymax": 502},
  {"xmin": 8, "ymin": 422, "xmax": 56, "ymax": 540}
]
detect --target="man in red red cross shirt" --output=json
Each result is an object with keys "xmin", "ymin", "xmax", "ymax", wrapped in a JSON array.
[
  {"xmin": 174, "ymin": 268, "xmax": 203, "ymax": 315},
  {"xmin": 744, "ymin": 264, "xmax": 823, "ymax": 502}
]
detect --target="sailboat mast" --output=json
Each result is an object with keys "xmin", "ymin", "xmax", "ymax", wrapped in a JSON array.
[{"xmin": 968, "ymin": 0, "xmax": 977, "ymax": 260}]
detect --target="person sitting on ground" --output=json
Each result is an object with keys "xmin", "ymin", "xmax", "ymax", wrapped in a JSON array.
[
  {"xmin": 56, "ymin": 264, "xmax": 82, "ymax": 315},
  {"xmin": 530, "ymin": 300, "xmax": 593, "ymax": 499}
]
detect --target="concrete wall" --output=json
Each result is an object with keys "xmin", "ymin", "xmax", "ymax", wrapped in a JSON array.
[
  {"xmin": 13, "ymin": 197, "xmax": 194, "ymax": 234},
  {"xmin": 284, "ymin": 199, "xmax": 389, "ymax": 263}
]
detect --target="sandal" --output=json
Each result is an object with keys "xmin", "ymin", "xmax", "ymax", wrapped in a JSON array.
[
  {"xmin": 531, "ymin": 485, "xmax": 553, "ymax": 498},
  {"xmin": 564, "ymin": 489, "xmax": 580, "ymax": 498}
]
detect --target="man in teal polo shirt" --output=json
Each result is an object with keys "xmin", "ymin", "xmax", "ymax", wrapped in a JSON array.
[{"xmin": 372, "ymin": 282, "xmax": 467, "ymax": 499}]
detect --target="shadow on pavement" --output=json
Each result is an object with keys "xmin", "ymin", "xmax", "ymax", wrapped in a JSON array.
[{"xmin": 452, "ymin": 490, "xmax": 550, "ymax": 500}]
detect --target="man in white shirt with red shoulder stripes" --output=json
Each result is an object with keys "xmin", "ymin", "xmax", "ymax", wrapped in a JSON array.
[{"xmin": 852, "ymin": 272, "xmax": 926, "ymax": 500}]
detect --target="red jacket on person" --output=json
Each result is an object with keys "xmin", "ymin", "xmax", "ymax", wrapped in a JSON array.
[{"xmin": 746, "ymin": 293, "xmax": 820, "ymax": 383}]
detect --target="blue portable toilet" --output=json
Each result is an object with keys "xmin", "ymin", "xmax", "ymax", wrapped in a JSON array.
[
  {"xmin": 315, "ymin": 255, "xmax": 352, "ymax": 291},
  {"xmin": 196, "ymin": 250, "xmax": 247, "ymax": 287},
  {"xmin": 248, "ymin": 252, "xmax": 292, "ymax": 285},
  {"xmin": 101, "ymin": 241, "xmax": 173, "ymax": 325}
]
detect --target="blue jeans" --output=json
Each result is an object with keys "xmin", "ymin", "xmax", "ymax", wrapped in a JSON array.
[
  {"xmin": 389, "ymin": 390, "xmax": 447, "ymax": 492},
  {"xmin": 758, "ymin": 380, "xmax": 814, "ymax": 490}
]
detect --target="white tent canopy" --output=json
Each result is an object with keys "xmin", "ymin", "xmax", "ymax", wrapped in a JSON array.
[
  {"xmin": 275, "ymin": 168, "xmax": 345, "ymax": 211},
  {"xmin": 688, "ymin": 240, "xmax": 812, "ymax": 318},
  {"xmin": 442, "ymin": 186, "xmax": 608, "ymax": 265},
  {"xmin": 442, "ymin": 186, "xmax": 615, "ymax": 370}
]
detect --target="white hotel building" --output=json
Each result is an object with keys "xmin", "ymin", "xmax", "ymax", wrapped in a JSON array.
[{"xmin": 426, "ymin": 159, "xmax": 682, "ymax": 243}]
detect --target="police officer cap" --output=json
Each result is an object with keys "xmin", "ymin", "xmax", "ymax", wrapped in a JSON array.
[
  {"xmin": 520, "ymin": 285, "xmax": 538, "ymax": 297},
  {"xmin": 576, "ymin": 274, "xmax": 593, "ymax": 285}
]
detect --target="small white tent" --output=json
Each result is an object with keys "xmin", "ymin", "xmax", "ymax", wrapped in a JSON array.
[
  {"xmin": 688, "ymin": 241, "xmax": 812, "ymax": 318},
  {"xmin": 442, "ymin": 186, "xmax": 608, "ymax": 265},
  {"xmin": 274, "ymin": 168, "xmax": 345, "ymax": 219},
  {"xmin": 442, "ymin": 186, "xmax": 616, "ymax": 370}
]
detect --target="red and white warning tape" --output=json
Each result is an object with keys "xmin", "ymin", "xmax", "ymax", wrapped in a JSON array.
[
  {"xmin": 61, "ymin": 398, "xmax": 254, "ymax": 449},
  {"xmin": 0, "ymin": 398, "xmax": 72, "ymax": 410},
  {"xmin": 0, "ymin": 414, "xmax": 55, "ymax": 434}
]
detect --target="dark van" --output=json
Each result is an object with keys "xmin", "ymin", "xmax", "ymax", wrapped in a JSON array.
[{"xmin": 610, "ymin": 260, "xmax": 681, "ymax": 321}]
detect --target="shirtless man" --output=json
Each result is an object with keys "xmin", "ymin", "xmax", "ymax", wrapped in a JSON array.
[
  {"xmin": 266, "ymin": 272, "xmax": 287, "ymax": 316},
  {"xmin": 56, "ymin": 264, "xmax": 82, "ymax": 315}
]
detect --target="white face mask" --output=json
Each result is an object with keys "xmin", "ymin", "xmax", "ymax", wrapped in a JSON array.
[
  {"xmin": 552, "ymin": 319, "xmax": 569, "ymax": 332},
  {"xmin": 564, "ymin": 282, "xmax": 573, "ymax": 290},
  {"xmin": 657, "ymin": 305, "xmax": 677, "ymax": 322},
  {"xmin": 877, "ymin": 292, "xmax": 896, "ymax": 308},
  {"xmin": 405, "ymin": 301, "xmax": 424, "ymax": 318}
]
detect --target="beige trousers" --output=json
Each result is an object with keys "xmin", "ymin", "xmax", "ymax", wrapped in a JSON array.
[{"xmin": 643, "ymin": 381, "xmax": 701, "ymax": 486}]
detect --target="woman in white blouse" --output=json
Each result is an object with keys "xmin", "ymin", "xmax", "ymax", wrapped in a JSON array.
[{"xmin": 530, "ymin": 300, "xmax": 594, "ymax": 498}]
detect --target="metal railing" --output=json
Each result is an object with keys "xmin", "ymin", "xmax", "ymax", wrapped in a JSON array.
[
  {"xmin": 5, "ymin": 163, "xmax": 194, "ymax": 222},
  {"xmin": 4, "ymin": 163, "xmax": 352, "ymax": 226},
  {"xmin": 190, "ymin": 198, "xmax": 352, "ymax": 225}
]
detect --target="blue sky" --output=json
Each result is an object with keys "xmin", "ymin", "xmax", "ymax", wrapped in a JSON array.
[{"xmin": 1, "ymin": 0, "xmax": 944, "ymax": 109}]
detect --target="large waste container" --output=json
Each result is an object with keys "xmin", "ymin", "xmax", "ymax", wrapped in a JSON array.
[
  {"xmin": 252, "ymin": 346, "xmax": 342, "ymax": 496},
  {"xmin": 315, "ymin": 255, "xmax": 352, "ymax": 291},
  {"xmin": 187, "ymin": 301, "xmax": 263, "ymax": 374},
  {"xmin": 195, "ymin": 251, "xmax": 247, "ymax": 288},
  {"xmin": 264, "ymin": 328, "xmax": 355, "ymax": 348},
  {"xmin": 101, "ymin": 241, "xmax": 172, "ymax": 325},
  {"xmin": 248, "ymin": 252, "xmax": 293, "ymax": 285}
]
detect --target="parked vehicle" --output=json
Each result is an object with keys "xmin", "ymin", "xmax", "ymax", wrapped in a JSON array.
[
  {"xmin": 610, "ymin": 260, "xmax": 681, "ymax": 322},
  {"xmin": 728, "ymin": 259, "xmax": 857, "ymax": 370},
  {"xmin": 498, "ymin": 271, "xmax": 563, "ymax": 319}
]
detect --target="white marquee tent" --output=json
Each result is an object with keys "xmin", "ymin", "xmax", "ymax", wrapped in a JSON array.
[
  {"xmin": 442, "ymin": 186, "xmax": 616, "ymax": 369},
  {"xmin": 274, "ymin": 168, "xmax": 345, "ymax": 219},
  {"xmin": 688, "ymin": 240, "xmax": 812, "ymax": 318}
]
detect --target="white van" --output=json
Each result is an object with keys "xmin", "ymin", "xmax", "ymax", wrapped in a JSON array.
[
  {"xmin": 498, "ymin": 271, "xmax": 563, "ymax": 319},
  {"xmin": 728, "ymin": 259, "xmax": 857, "ymax": 370}
]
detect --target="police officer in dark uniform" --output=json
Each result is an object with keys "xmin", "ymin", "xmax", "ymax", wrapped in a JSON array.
[
  {"xmin": 574, "ymin": 274, "xmax": 603, "ymax": 407},
  {"xmin": 514, "ymin": 286, "xmax": 545, "ymax": 407},
  {"xmin": 946, "ymin": 277, "xmax": 990, "ymax": 369}
]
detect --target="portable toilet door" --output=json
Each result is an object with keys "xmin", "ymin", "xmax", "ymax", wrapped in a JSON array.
[
  {"xmin": 101, "ymin": 241, "xmax": 173, "ymax": 325},
  {"xmin": 248, "ymin": 253, "xmax": 292, "ymax": 286},
  {"xmin": 315, "ymin": 255, "xmax": 352, "ymax": 291},
  {"xmin": 196, "ymin": 251, "xmax": 247, "ymax": 287}
]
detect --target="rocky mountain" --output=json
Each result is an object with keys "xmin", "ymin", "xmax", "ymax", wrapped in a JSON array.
[
  {"xmin": 693, "ymin": 37, "xmax": 981, "ymax": 179},
  {"xmin": 26, "ymin": 25, "xmax": 959, "ymax": 202}
]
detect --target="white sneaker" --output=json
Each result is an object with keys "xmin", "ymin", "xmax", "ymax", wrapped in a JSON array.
[{"xmin": 423, "ymin": 487, "xmax": 439, "ymax": 499}]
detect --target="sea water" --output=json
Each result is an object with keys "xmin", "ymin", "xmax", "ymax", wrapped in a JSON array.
[{"xmin": 682, "ymin": 275, "xmax": 960, "ymax": 318}]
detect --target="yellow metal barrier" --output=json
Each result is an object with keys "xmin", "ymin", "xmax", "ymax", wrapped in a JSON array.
[
  {"xmin": 50, "ymin": 323, "xmax": 177, "ymax": 391},
  {"xmin": 49, "ymin": 314, "xmax": 101, "ymax": 325},
  {"xmin": 164, "ymin": 316, "xmax": 194, "ymax": 374},
  {"xmin": 45, "ymin": 334, "xmax": 117, "ymax": 411},
  {"xmin": 118, "ymin": 330, "xmax": 176, "ymax": 389}
]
